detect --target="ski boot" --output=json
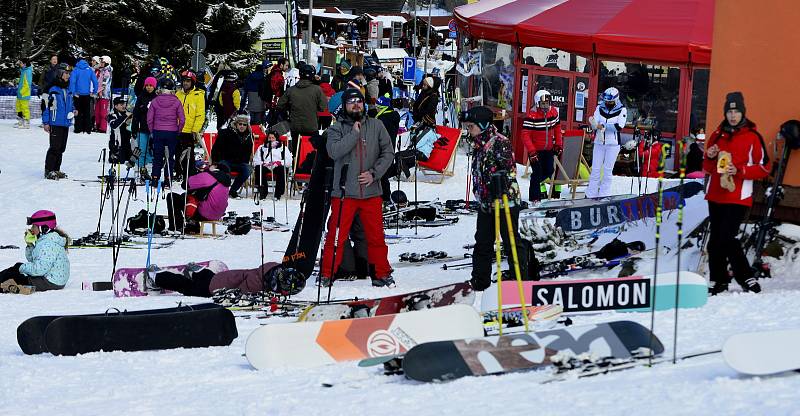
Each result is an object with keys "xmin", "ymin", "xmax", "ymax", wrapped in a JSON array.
[
  {"xmin": 708, "ymin": 281, "xmax": 729, "ymax": 296},
  {"xmin": 145, "ymin": 264, "xmax": 161, "ymax": 291},
  {"xmin": 316, "ymin": 275, "xmax": 334, "ymax": 288},
  {"xmin": 737, "ymin": 277, "xmax": 762, "ymax": 293},
  {"xmin": 45, "ymin": 171, "xmax": 59, "ymax": 180},
  {"xmin": 371, "ymin": 276, "xmax": 396, "ymax": 288},
  {"xmin": 54, "ymin": 171, "xmax": 68, "ymax": 179},
  {"xmin": 404, "ymin": 294, "xmax": 431, "ymax": 311}
]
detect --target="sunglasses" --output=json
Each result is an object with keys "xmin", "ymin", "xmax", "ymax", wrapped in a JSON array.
[
  {"xmin": 235, "ymin": 122, "xmax": 249, "ymax": 127},
  {"xmin": 346, "ymin": 98, "xmax": 364, "ymax": 104}
]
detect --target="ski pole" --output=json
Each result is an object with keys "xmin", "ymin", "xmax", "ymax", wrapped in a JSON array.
[
  {"xmin": 146, "ymin": 177, "xmax": 163, "ymax": 271},
  {"xmin": 112, "ymin": 177, "xmax": 136, "ymax": 282},
  {"xmin": 673, "ymin": 143, "xmax": 686, "ymax": 364},
  {"xmin": 325, "ymin": 164, "xmax": 349, "ymax": 304},
  {"xmin": 494, "ymin": 196, "xmax": 504, "ymax": 336},
  {"xmin": 648, "ymin": 143, "xmax": 669, "ymax": 366},
  {"xmin": 96, "ymin": 149, "xmax": 108, "ymax": 237},
  {"xmin": 502, "ymin": 193, "xmax": 529, "ymax": 333},
  {"xmin": 164, "ymin": 146, "xmax": 177, "ymax": 235}
]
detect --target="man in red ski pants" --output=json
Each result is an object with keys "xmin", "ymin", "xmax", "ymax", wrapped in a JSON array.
[{"xmin": 320, "ymin": 88, "xmax": 395, "ymax": 287}]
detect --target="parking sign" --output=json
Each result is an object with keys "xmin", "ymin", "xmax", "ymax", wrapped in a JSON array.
[{"xmin": 402, "ymin": 57, "xmax": 416, "ymax": 82}]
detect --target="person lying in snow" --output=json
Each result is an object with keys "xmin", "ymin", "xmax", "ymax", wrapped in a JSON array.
[
  {"xmin": 146, "ymin": 262, "xmax": 305, "ymax": 297},
  {"xmin": 0, "ymin": 210, "xmax": 70, "ymax": 293}
]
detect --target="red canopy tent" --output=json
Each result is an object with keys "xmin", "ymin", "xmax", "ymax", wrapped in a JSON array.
[{"xmin": 454, "ymin": 0, "xmax": 714, "ymax": 65}]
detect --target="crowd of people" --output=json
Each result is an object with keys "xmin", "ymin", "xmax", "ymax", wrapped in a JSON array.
[{"xmin": 5, "ymin": 47, "xmax": 781, "ymax": 298}]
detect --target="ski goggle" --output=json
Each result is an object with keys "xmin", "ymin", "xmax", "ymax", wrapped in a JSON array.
[
  {"xmin": 346, "ymin": 98, "xmax": 364, "ymax": 104},
  {"xmin": 27, "ymin": 215, "xmax": 56, "ymax": 225}
]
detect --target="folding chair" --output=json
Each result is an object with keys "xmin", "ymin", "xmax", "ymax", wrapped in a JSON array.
[
  {"xmin": 290, "ymin": 135, "xmax": 314, "ymax": 197},
  {"xmin": 547, "ymin": 130, "xmax": 590, "ymax": 199},
  {"xmin": 201, "ymin": 132, "xmax": 217, "ymax": 162},
  {"xmin": 416, "ymin": 125, "xmax": 462, "ymax": 184}
]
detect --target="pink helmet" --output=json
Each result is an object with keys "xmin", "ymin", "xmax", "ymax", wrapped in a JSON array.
[{"xmin": 27, "ymin": 210, "xmax": 57, "ymax": 230}]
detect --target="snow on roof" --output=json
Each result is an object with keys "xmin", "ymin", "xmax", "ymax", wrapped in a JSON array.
[
  {"xmin": 368, "ymin": 15, "xmax": 408, "ymax": 26},
  {"xmin": 299, "ymin": 8, "xmax": 358, "ymax": 21},
  {"xmin": 373, "ymin": 48, "xmax": 409, "ymax": 61},
  {"xmin": 251, "ymin": 11, "xmax": 286, "ymax": 39}
]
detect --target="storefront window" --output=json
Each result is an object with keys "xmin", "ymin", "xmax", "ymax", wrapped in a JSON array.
[
  {"xmin": 598, "ymin": 61, "xmax": 681, "ymax": 133},
  {"xmin": 479, "ymin": 40, "xmax": 516, "ymax": 111},
  {"xmin": 522, "ymin": 47, "xmax": 589, "ymax": 73},
  {"xmin": 690, "ymin": 69, "xmax": 710, "ymax": 134}
]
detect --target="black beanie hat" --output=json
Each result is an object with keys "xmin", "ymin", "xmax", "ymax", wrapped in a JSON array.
[
  {"xmin": 465, "ymin": 106, "xmax": 495, "ymax": 129},
  {"xmin": 724, "ymin": 92, "xmax": 746, "ymax": 117}
]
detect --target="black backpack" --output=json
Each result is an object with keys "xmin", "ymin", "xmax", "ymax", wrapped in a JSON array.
[{"xmin": 126, "ymin": 209, "xmax": 166, "ymax": 235}]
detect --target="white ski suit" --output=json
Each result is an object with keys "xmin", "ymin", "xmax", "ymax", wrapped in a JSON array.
[{"xmin": 586, "ymin": 97, "xmax": 627, "ymax": 198}]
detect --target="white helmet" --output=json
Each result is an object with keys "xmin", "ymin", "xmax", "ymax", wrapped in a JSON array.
[
  {"xmin": 92, "ymin": 56, "xmax": 100, "ymax": 64},
  {"xmin": 533, "ymin": 90, "xmax": 552, "ymax": 109},
  {"xmin": 101, "ymin": 55, "xmax": 112, "ymax": 65},
  {"xmin": 601, "ymin": 87, "xmax": 620, "ymax": 103}
]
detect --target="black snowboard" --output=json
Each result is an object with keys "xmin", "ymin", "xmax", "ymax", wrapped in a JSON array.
[
  {"xmin": 31, "ymin": 304, "xmax": 236, "ymax": 356},
  {"xmin": 402, "ymin": 320, "xmax": 663, "ymax": 382},
  {"xmin": 17, "ymin": 303, "xmax": 224, "ymax": 355},
  {"xmin": 283, "ymin": 134, "xmax": 334, "ymax": 279}
]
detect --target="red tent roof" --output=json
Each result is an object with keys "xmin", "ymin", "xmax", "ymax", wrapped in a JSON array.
[{"xmin": 454, "ymin": 0, "xmax": 714, "ymax": 65}]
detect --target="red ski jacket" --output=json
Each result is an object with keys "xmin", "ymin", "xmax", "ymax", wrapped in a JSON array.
[
  {"xmin": 521, "ymin": 106, "xmax": 562, "ymax": 154},
  {"xmin": 638, "ymin": 140, "xmax": 663, "ymax": 178},
  {"xmin": 703, "ymin": 120, "xmax": 770, "ymax": 207}
]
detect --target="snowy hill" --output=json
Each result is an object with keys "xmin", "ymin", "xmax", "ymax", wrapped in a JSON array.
[{"xmin": 1, "ymin": 120, "xmax": 799, "ymax": 415}]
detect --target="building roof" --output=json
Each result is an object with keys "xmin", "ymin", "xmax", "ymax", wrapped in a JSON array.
[
  {"xmin": 373, "ymin": 48, "xmax": 409, "ymax": 62},
  {"xmin": 251, "ymin": 11, "xmax": 286, "ymax": 39}
]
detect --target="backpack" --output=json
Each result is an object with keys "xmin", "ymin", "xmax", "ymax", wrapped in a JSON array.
[{"xmin": 126, "ymin": 209, "xmax": 166, "ymax": 235}]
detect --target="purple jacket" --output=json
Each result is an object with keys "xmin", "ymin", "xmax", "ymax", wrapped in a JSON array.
[
  {"xmin": 188, "ymin": 172, "xmax": 229, "ymax": 220},
  {"xmin": 209, "ymin": 262, "xmax": 279, "ymax": 294},
  {"xmin": 147, "ymin": 93, "xmax": 185, "ymax": 133}
]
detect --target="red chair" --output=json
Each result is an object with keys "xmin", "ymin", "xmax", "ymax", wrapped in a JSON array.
[
  {"xmin": 201, "ymin": 132, "xmax": 217, "ymax": 162},
  {"xmin": 417, "ymin": 125, "xmax": 462, "ymax": 183},
  {"xmin": 290, "ymin": 135, "xmax": 314, "ymax": 196}
]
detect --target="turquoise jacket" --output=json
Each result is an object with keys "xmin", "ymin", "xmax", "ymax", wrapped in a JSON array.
[
  {"xmin": 17, "ymin": 66, "xmax": 33, "ymax": 100},
  {"xmin": 20, "ymin": 232, "xmax": 70, "ymax": 287}
]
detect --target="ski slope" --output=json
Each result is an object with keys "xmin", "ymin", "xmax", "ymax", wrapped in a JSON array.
[{"xmin": 1, "ymin": 120, "xmax": 799, "ymax": 416}]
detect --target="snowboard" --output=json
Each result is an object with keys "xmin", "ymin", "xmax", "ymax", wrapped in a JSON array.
[
  {"xmin": 245, "ymin": 304, "xmax": 483, "ymax": 369},
  {"xmin": 283, "ymin": 135, "xmax": 333, "ymax": 279},
  {"xmin": 402, "ymin": 320, "xmax": 663, "ymax": 382},
  {"xmin": 723, "ymin": 329, "xmax": 800, "ymax": 376},
  {"xmin": 113, "ymin": 260, "xmax": 229, "ymax": 297},
  {"xmin": 555, "ymin": 181, "xmax": 704, "ymax": 232},
  {"xmin": 481, "ymin": 272, "xmax": 708, "ymax": 314},
  {"xmin": 41, "ymin": 303, "xmax": 237, "ymax": 356},
  {"xmin": 17, "ymin": 303, "xmax": 222, "ymax": 355},
  {"xmin": 529, "ymin": 193, "xmax": 637, "ymax": 212},
  {"xmin": 297, "ymin": 282, "xmax": 474, "ymax": 322}
]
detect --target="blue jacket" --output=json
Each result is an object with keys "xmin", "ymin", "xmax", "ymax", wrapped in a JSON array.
[
  {"xmin": 42, "ymin": 85, "xmax": 75, "ymax": 127},
  {"xmin": 69, "ymin": 60, "xmax": 98, "ymax": 96},
  {"xmin": 244, "ymin": 70, "xmax": 264, "ymax": 93},
  {"xmin": 20, "ymin": 232, "xmax": 70, "ymax": 287}
]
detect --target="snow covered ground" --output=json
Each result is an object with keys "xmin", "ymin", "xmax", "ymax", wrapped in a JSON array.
[{"xmin": 1, "ymin": 120, "xmax": 799, "ymax": 416}]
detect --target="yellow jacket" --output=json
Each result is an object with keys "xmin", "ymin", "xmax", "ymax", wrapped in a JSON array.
[{"xmin": 175, "ymin": 87, "xmax": 206, "ymax": 133}]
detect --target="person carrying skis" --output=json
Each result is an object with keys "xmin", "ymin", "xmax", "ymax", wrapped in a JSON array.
[
  {"xmin": 107, "ymin": 97, "xmax": 133, "ymax": 166},
  {"xmin": 175, "ymin": 70, "xmax": 206, "ymax": 182},
  {"xmin": 319, "ymin": 88, "xmax": 396, "ymax": 288},
  {"xmin": 14, "ymin": 58, "xmax": 33, "ymax": 129},
  {"xmin": 132, "ymin": 76, "xmax": 158, "ymax": 180},
  {"xmin": 42, "ymin": 67, "xmax": 77, "ymax": 180},
  {"xmin": 586, "ymin": 87, "xmax": 627, "ymax": 198},
  {"xmin": 522, "ymin": 90, "xmax": 563, "ymax": 202},
  {"xmin": 69, "ymin": 58, "xmax": 99, "ymax": 134},
  {"xmin": 147, "ymin": 78, "xmax": 185, "ymax": 186},
  {"xmin": 276, "ymin": 64, "xmax": 328, "ymax": 156},
  {"xmin": 166, "ymin": 163, "xmax": 231, "ymax": 232},
  {"xmin": 0, "ymin": 211, "xmax": 70, "ymax": 293},
  {"xmin": 148, "ymin": 262, "xmax": 304, "ymax": 298},
  {"xmin": 460, "ymin": 106, "xmax": 531, "ymax": 291},
  {"xmin": 703, "ymin": 92, "xmax": 769, "ymax": 295}
]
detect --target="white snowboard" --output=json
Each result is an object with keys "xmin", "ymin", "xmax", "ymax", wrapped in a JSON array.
[
  {"xmin": 245, "ymin": 304, "xmax": 483, "ymax": 369},
  {"xmin": 723, "ymin": 328, "xmax": 800, "ymax": 376}
]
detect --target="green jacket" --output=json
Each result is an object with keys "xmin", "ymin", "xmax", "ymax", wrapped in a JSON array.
[{"xmin": 276, "ymin": 79, "xmax": 327, "ymax": 134}]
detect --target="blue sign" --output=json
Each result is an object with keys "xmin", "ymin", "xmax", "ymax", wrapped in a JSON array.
[
  {"xmin": 402, "ymin": 57, "xmax": 417, "ymax": 82},
  {"xmin": 449, "ymin": 31, "xmax": 458, "ymax": 39}
]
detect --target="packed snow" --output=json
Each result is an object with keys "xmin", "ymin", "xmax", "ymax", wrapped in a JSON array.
[{"xmin": 1, "ymin": 120, "xmax": 799, "ymax": 416}]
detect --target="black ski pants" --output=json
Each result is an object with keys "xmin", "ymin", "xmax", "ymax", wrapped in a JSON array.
[
  {"xmin": 0, "ymin": 263, "xmax": 64, "ymax": 291},
  {"xmin": 471, "ymin": 204, "xmax": 530, "ymax": 291},
  {"xmin": 255, "ymin": 165, "xmax": 286, "ymax": 199},
  {"xmin": 175, "ymin": 133, "xmax": 196, "ymax": 184},
  {"xmin": 74, "ymin": 95, "xmax": 92, "ymax": 133},
  {"xmin": 154, "ymin": 269, "xmax": 215, "ymax": 297},
  {"xmin": 529, "ymin": 150, "xmax": 555, "ymax": 202},
  {"xmin": 707, "ymin": 202, "xmax": 753, "ymax": 285},
  {"xmin": 45, "ymin": 126, "xmax": 69, "ymax": 173}
]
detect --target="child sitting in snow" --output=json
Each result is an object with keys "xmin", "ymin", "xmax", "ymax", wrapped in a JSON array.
[{"xmin": 0, "ymin": 210, "xmax": 70, "ymax": 293}]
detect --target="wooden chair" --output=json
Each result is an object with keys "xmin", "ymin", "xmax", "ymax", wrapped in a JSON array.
[
  {"xmin": 547, "ymin": 130, "xmax": 590, "ymax": 199},
  {"xmin": 197, "ymin": 220, "xmax": 222, "ymax": 236},
  {"xmin": 416, "ymin": 125, "xmax": 462, "ymax": 184}
]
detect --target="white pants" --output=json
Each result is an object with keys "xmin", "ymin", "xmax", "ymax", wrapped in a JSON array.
[{"xmin": 586, "ymin": 143, "xmax": 620, "ymax": 198}]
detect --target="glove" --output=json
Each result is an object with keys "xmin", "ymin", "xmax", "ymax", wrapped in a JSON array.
[
  {"xmin": 528, "ymin": 152, "xmax": 539, "ymax": 165},
  {"xmin": 25, "ymin": 230, "xmax": 37, "ymax": 246},
  {"xmin": 553, "ymin": 145, "xmax": 563, "ymax": 157}
]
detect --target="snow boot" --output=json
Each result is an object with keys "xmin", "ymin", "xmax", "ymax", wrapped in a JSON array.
[
  {"xmin": 371, "ymin": 276, "xmax": 396, "ymax": 288},
  {"xmin": 54, "ymin": 171, "xmax": 68, "ymax": 179},
  {"xmin": 45, "ymin": 171, "xmax": 59, "ymax": 180},
  {"xmin": 708, "ymin": 281, "xmax": 729, "ymax": 296},
  {"xmin": 145, "ymin": 264, "xmax": 161, "ymax": 290},
  {"xmin": 21, "ymin": 119, "xmax": 30, "ymax": 129},
  {"xmin": 737, "ymin": 277, "xmax": 762, "ymax": 293}
]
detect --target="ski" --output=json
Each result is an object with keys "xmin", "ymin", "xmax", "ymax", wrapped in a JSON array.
[{"xmin": 723, "ymin": 328, "xmax": 800, "ymax": 375}]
